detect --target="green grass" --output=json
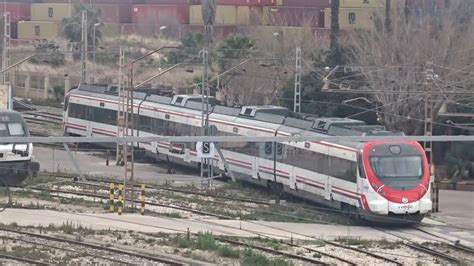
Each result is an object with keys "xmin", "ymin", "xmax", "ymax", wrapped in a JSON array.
[
  {"xmin": 242, "ymin": 248, "xmax": 291, "ymax": 266},
  {"xmin": 196, "ymin": 232, "xmax": 218, "ymax": 251},
  {"xmin": 23, "ymin": 175, "xmax": 57, "ymax": 187},
  {"xmin": 61, "ymin": 221, "xmax": 74, "ymax": 234},
  {"xmin": 176, "ymin": 235, "xmax": 192, "ymax": 248},
  {"xmin": 335, "ymin": 236, "xmax": 374, "ymax": 248},
  {"xmin": 218, "ymin": 245, "xmax": 241, "ymax": 258}
]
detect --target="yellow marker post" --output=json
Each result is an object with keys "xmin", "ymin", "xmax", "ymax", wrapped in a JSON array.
[
  {"xmin": 109, "ymin": 183, "xmax": 115, "ymax": 213},
  {"xmin": 118, "ymin": 184, "xmax": 123, "ymax": 215},
  {"xmin": 140, "ymin": 184, "xmax": 146, "ymax": 215}
]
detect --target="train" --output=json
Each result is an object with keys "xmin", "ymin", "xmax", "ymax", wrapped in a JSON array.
[
  {"xmin": 63, "ymin": 83, "xmax": 432, "ymax": 223},
  {"xmin": 0, "ymin": 109, "xmax": 40, "ymax": 186}
]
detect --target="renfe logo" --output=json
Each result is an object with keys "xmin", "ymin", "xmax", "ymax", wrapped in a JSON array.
[{"xmin": 402, "ymin": 197, "xmax": 409, "ymax": 204}]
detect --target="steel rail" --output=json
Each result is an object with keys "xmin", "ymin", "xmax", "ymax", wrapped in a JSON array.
[
  {"xmin": 0, "ymin": 227, "xmax": 184, "ymax": 265},
  {"xmin": 27, "ymin": 187, "xmax": 233, "ymax": 219},
  {"xmin": 0, "ymin": 253, "xmax": 48, "ymax": 265},
  {"xmin": 2, "ymin": 135, "xmax": 474, "ymax": 144},
  {"xmin": 405, "ymin": 243, "xmax": 461, "ymax": 264},
  {"xmin": 215, "ymin": 237, "xmax": 328, "ymax": 265},
  {"xmin": 1, "ymin": 235, "xmax": 127, "ymax": 264}
]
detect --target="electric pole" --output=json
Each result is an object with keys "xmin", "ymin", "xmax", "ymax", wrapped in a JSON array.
[
  {"xmin": 80, "ymin": 10, "xmax": 87, "ymax": 83},
  {"xmin": 294, "ymin": 47, "xmax": 302, "ymax": 113},
  {"xmin": 201, "ymin": 0, "xmax": 216, "ymax": 189},
  {"xmin": 2, "ymin": 12, "xmax": 10, "ymax": 86},
  {"xmin": 330, "ymin": 0, "xmax": 340, "ymax": 65},
  {"xmin": 424, "ymin": 61, "xmax": 438, "ymax": 212}
]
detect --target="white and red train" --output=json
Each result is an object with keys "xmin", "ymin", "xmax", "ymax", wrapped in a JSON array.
[{"xmin": 63, "ymin": 84, "xmax": 432, "ymax": 223}]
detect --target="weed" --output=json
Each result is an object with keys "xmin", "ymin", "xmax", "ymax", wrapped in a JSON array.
[
  {"xmin": 61, "ymin": 221, "xmax": 74, "ymax": 234},
  {"xmin": 24, "ymin": 175, "xmax": 57, "ymax": 186},
  {"xmin": 196, "ymin": 232, "xmax": 218, "ymax": 251},
  {"xmin": 218, "ymin": 245, "xmax": 240, "ymax": 258},
  {"xmin": 177, "ymin": 235, "xmax": 192, "ymax": 248},
  {"xmin": 161, "ymin": 212, "xmax": 183, "ymax": 218}
]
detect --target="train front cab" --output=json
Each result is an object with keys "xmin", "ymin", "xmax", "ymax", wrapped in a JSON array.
[{"xmin": 357, "ymin": 141, "xmax": 432, "ymax": 223}]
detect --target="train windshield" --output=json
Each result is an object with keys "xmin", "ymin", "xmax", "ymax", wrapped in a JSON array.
[
  {"xmin": 370, "ymin": 156, "xmax": 423, "ymax": 189},
  {"xmin": 0, "ymin": 123, "xmax": 26, "ymax": 137}
]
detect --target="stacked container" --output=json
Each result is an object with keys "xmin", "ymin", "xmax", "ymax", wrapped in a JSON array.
[
  {"xmin": 18, "ymin": 3, "xmax": 71, "ymax": 40},
  {"xmin": 324, "ymin": 0, "xmax": 385, "ymax": 29},
  {"xmin": 0, "ymin": 3, "xmax": 31, "ymax": 39}
]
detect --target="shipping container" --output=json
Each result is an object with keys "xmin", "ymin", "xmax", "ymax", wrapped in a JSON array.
[
  {"xmin": 339, "ymin": 0, "xmax": 385, "ymax": 8},
  {"xmin": 132, "ymin": 4, "xmax": 189, "ymax": 25},
  {"xmin": 262, "ymin": 6, "xmax": 323, "ymax": 27},
  {"xmin": 190, "ymin": 5, "xmax": 252, "ymax": 25},
  {"xmin": 188, "ymin": 0, "xmax": 276, "ymax": 5},
  {"xmin": 276, "ymin": 0, "xmax": 330, "ymax": 7},
  {"xmin": 0, "ymin": 3, "xmax": 31, "ymax": 22},
  {"xmin": 31, "ymin": 3, "xmax": 71, "ymax": 21},
  {"xmin": 44, "ymin": 0, "xmax": 144, "ymax": 3},
  {"xmin": 96, "ymin": 4, "xmax": 132, "ymax": 23},
  {"xmin": 324, "ymin": 7, "xmax": 383, "ymax": 29},
  {"xmin": 18, "ymin": 21, "xmax": 60, "ymax": 39},
  {"xmin": 144, "ymin": 0, "xmax": 191, "ymax": 3}
]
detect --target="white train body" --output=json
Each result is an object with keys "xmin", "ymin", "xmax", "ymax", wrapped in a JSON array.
[
  {"xmin": 64, "ymin": 85, "xmax": 432, "ymax": 222},
  {"xmin": 0, "ymin": 110, "xmax": 39, "ymax": 186}
]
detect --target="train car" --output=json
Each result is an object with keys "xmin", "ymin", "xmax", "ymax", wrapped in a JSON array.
[
  {"xmin": 63, "ymin": 84, "xmax": 432, "ymax": 223},
  {"xmin": 0, "ymin": 110, "xmax": 40, "ymax": 186}
]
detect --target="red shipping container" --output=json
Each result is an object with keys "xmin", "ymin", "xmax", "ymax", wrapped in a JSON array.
[
  {"xmin": 217, "ymin": 0, "xmax": 276, "ymax": 5},
  {"xmin": 188, "ymin": 0, "xmax": 276, "ymax": 5},
  {"xmin": 97, "ymin": 4, "xmax": 132, "ymax": 23},
  {"xmin": 279, "ymin": 0, "xmax": 330, "ymax": 7},
  {"xmin": 264, "ymin": 6, "xmax": 323, "ymax": 27},
  {"xmin": 132, "ymin": 4, "xmax": 189, "ymax": 25},
  {"xmin": 144, "ymin": 0, "xmax": 192, "ymax": 3},
  {"xmin": 0, "ymin": 3, "xmax": 30, "ymax": 22}
]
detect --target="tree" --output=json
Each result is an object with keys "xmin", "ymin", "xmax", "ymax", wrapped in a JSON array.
[
  {"xmin": 62, "ymin": 3, "xmax": 102, "ymax": 45},
  {"xmin": 346, "ymin": 1, "xmax": 474, "ymax": 135},
  {"xmin": 30, "ymin": 42, "xmax": 65, "ymax": 67}
]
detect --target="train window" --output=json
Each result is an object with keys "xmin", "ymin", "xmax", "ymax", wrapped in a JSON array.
[{"xmin": 8, "ymin": 123, "xmax": 25, "ymax": 136}]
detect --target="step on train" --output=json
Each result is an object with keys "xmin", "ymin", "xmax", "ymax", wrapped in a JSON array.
[
  {"xmin": 63, "ymin": 84, "xmax": 432, "ymax": 223},
  {"xmin": 0, "ymin": 109, "xmax": 40, "ymax": 186}
]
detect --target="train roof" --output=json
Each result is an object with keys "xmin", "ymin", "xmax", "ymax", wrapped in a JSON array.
[{"xmin": 73, "ymin": 83, "xmax": 402, "ymax": 138}]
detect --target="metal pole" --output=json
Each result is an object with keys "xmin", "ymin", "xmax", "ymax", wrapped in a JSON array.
[
  {"xmin": 424, "ymin": 61, "xmax": 438, "ymax": 213},
  {"xmin": 2, "ymin": 12, "xmax": 10, "ymax": 86},
  {"xmin": 80, "ymin": 10, "xmax": 87, "ymax": 83},
  {"xmin": 294, "ymin": 47, "xmax": 302, "ymax": 113},
  {"xmin": 92, "ymin": 25, "xmax": 96, "ymax": 83}
]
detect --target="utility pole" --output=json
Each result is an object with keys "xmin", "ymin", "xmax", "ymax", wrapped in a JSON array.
[
  {"xmin": 385, "ymin": 0, "xmax": 392, "ymax": 33},
  {"xmin": 330, "ymin": 0, "xmax": 340, "ymax": 65},
  {"xmin": 201, "ymin": 0, "xmax": 215, "ymax": 189},
  {"xmin": 294, "ymin": 47, "xmax": 302, "ymax": 113},
  {"xmin": 2, "ymin": 12, "xmax": 10, "ymax": 86},
  {"xmin": 80, "ymin": 10, "xmax": 87, "ymax": 83},
  {"xmin": 424, "ymin": 61, "xmax": 438, "ymax": 213},
  {"xmin": 117, "ymin": 47, "xmax": 125, "ymax": 165}
]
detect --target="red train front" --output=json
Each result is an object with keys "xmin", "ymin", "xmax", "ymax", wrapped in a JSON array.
[{"xmin": 358, "ymin": 141, "xmax": 432, "ymax": 222}]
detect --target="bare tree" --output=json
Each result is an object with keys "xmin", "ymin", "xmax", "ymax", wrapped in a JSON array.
[
  {"xmin": 202, "ymin": 0, "xmax": 217, "ymax": 43},
  {"xmin": 347, "ymin": 1, "xmax": 474, "ymax": 135}
]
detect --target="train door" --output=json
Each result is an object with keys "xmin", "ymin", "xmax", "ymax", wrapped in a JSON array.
[
  {"xmin": 86, "ymin": 106, "xmax": 93, "ymax": 137},
  {"xmin": 357, "ymin": 154, "xmax": 365, "ymax": 198},
  {"xmin": 324, "ymin": 147, "xmax": 332, "ymax": 201}
]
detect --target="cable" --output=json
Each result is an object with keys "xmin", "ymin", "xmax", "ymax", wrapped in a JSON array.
[{"xmin": 278, "ymin": 97, "xmax": 474, "ymax": 131}]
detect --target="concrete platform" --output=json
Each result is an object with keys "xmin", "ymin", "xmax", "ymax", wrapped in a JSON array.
[{"xmin": 0, "ymin": 209, "xmax": 395, "ymax": 241}]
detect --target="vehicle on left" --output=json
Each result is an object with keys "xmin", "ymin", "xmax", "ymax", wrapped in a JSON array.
[{"xmin": 0, "ymin": 109, "xmax": 40, "ymax": 186}]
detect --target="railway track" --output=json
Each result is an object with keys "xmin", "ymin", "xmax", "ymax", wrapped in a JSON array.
[
  {"xmin": 373, "ymin": 226, "xmax": 473, "ymax": 264},
  {"xmin": 0, "ymin": 227, "xmax": 185, "ymax": 265},
  {"xmin": 0, "ymin": 253, "xmax": 48, "ymax": 265},
  {"xmin": 20, "ymin": 186, "xmax": 233, "ymax": 220}
]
